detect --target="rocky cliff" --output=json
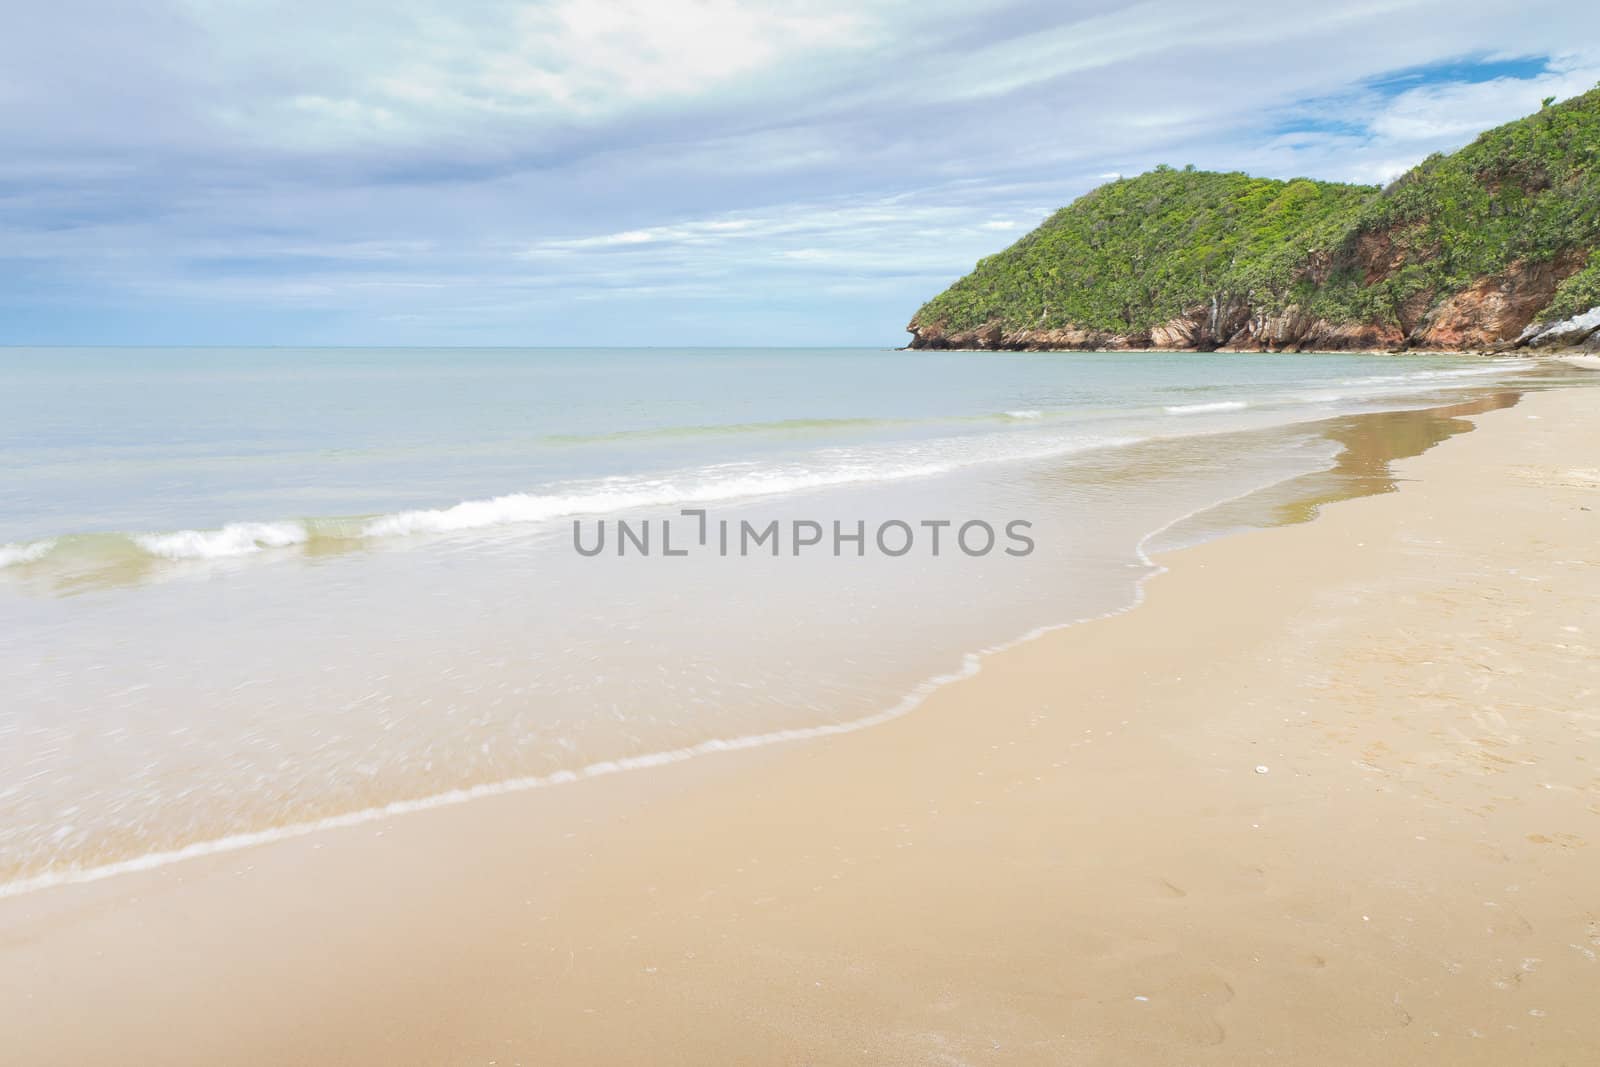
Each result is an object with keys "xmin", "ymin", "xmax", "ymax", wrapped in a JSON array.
[{"xmin": 909, "ymin": 88, "xmax": 1600, "ymax": 354}]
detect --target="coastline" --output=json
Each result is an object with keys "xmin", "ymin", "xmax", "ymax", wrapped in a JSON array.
[
  {"xmin": 0, "ymin": 390, "xmax": 1524, "ymax": 897},
  {"xmin": 900, "ymin": 346, "xmax": 1597, "ymax": 359},
  {"xmin": 2, "ymin": 385, "xmax": 1597, "ymax": 1064}
]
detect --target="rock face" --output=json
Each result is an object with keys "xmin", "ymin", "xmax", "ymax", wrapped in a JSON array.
[
  {"xmin": 1413, "ymin": 250, "xmax": 1590, "ymax": 349},
  {"xmin": 1515, "ymin": 306, "xmax": 1600, "ymax": 352},
  {"xmin": 907, "ymin": 253, "xmax": 1592, "ymax": 354}
]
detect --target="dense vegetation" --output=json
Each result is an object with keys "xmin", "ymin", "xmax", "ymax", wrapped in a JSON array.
[
  {"xmin": 913, "ymin": 87, "xmax": 1600, "ymax": 340},
  {"xmin": 916, "ymin": 168, "xmax": 1376, "ymax": 333},
  {"xmin": 1315, "ymin": 86, "xmax": 1600, "ymax": 326},
  {"xmin": 1543, "ymin": 256, "xmax": 1600, "ymax": 322}
]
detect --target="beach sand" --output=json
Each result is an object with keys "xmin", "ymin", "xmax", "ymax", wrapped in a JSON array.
[{"xmin": 2, "ymin": 386, "xmax": 1597, "ymax": 1065}]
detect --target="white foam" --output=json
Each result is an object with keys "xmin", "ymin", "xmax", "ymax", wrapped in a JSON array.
[
  {"xmin": 1295, "ymin": 362, "xmax": 1530, "ymax": 405},
  {"xmin": 0, "ymin": 655, "xmax": 985, "ymax": 900},
  {"xmin": 19, "ymin": 362, "xmax": 1531, "ymax": 564},
  {"xmin": 0, "ymin": 539, "xmax": 55, "ymax": 568},
  {"xmin": 3, "ymin": 431, "xmax": 1148, "ymax": 565},
  {"xmin": 1338, "ymin": 363, "xmax": 1525, "ymax": 386},
  {"xmin": 1165, "ymin": 400, "xmax": 1249, "ymax": 415},
  {"xmin": 135, "ymin": 522, "xmax": 309, "ymax": 560},
  {"xmin": 0, "ymin": 457, "xmax": 1312, "ymax": 902},
  {"xmin": 363, "ymin": 434, "xmax": 1141, "ymax": 539}
]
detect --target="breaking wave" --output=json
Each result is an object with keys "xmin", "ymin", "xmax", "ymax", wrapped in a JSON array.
[
  {"xmin": 135, "ymin": 522, "xmax": 310, "ymax": 560},
  {"xmin": 0, "ymin": 539, "xmax": 55, "ymax": 568},
  {"xmin": 8, "ymin": 430, "xmax": 1144, "ymax": 565},
  {"xmin": 1165, "ymin": 400, "xmax": 1249, "ymax": 414}
]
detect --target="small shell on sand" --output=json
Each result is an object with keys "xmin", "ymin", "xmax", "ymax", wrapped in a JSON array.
[{"xmin": 1255, "ymin": 765, "xmax": 1270, "ymax": 774}]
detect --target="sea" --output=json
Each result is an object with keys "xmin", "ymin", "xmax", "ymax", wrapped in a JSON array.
[{"xmin": 0, "ymin": 346, "xmax": 1577, "ymax": 894}]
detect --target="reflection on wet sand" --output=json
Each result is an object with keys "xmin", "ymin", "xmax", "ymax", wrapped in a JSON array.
[
  {"xmin": 1158, "ymin": 390, "xmax": 1523, "ymax": 547},
  {"xmin": 1270, "ymin": 391, "xmax": 1523, "ymax": 524}
]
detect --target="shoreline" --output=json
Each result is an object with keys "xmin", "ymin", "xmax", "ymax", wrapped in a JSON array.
[
  {"xmin": 0, "ymin": 393, "xmax": 1526, "ymax": 899},
  {"xmin": 0, "ymin": 429, "xmax": 1316, "ymax": 898},
  {"xmin": 3, "ymin": 385, "xmax": 1597, "ymax": 1063}
]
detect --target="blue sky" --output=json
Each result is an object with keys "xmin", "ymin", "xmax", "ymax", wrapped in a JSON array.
[{"xmin": 4, "ymin": 1, "xmax": 1599, "ymax": 347}]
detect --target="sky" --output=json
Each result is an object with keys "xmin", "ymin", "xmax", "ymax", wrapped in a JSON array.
[{"xmin": 4, "ymin": 1, "xmax": 1600, "ymax": 347}]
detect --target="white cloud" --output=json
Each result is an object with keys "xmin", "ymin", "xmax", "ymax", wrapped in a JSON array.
[
  {"xmin": 497, "ymin": 0, "xmax": 864, "ymax": 108},
  {"xmin": 8, "ymin": 1, "xmax": 1600, "ymax": 343},
  {"xmin": 579, "ymin": 230, "xmax": 658, "ymax": 247},
  {"xmin": 876, "ymin": 0, "xmax": 1438, "ymax": 106},
  {"xmin": 182, "ymin": 0, "xmax": 882, "ymax": 147},
  {"xmin": 1368, "ymin": 59, "xmax": 1600, "ymax": 142}
]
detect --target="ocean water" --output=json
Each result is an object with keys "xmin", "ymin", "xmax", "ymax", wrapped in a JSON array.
[{"xmin": 0, "ymin": 346, "xmax": 1564, "ymax": 893}]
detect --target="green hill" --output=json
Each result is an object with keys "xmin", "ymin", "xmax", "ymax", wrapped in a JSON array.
[{"xmin": 909, "ymin": 87, "xmax": 1600, "ymax": 352}]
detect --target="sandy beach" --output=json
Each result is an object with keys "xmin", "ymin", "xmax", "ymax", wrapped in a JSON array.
[{"xmin": 3, "ymin": 383, "xmax": 1597, "ymax": 1065}]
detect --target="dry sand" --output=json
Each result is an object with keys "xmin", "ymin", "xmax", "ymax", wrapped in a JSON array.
[{"xmin": 2, "ymin": 386, "xmax": 1597, "ymax": 1065}]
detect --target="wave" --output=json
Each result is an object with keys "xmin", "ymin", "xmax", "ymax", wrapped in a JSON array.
[
  {"xmin": 1291, "ymin": 360, "xmax": 1537, "ymax": 405},
  {"xmin": 4, "ymin": 362, "xmax": 1532, "ymax": 570},
  {"xmin": 0, "ymin": 454, "xmax": 1318, "ymax": 901},
  {"xmin": 541, "ymin": 408, "xmax": 1083, "ymax": 444},
  {"xmin": 7, "ymin": 431, "xmax": 1144, "ymax": 565},
  {"xmin": 363, "ymin": 433, "xmax": 1140, "ymax": 538},
  {"xmin": 1164, "ymin": 400, "xmax": 1249, "ymax": 415},
  {"xmin": 0, "ymin": 539, "xmax": 55, "ymax": 568},
  {"xmin": 541, "ymin": 414, "xmax": 909, "ymax": 445},
  {"xmin": 135, "ymin": 522, "xmax": 310, "ymax": 560},
  {"xmin": 1337, "ymin": 362, "xmax": 1527, "ymax": 386}
]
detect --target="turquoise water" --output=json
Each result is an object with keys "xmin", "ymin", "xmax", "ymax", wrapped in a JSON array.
[
  {"xmin": 0, "ymin": 347, "xmax": 1553, "ymax": 892},
  {"xmin": 0, "ymin": 346, "xmax": 1537, "ymax": 554}
]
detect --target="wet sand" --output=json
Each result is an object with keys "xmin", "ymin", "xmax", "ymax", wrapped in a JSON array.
[{"xmin": 2, "ymin": 386, "xmax": 1597, "ymax": 1065}]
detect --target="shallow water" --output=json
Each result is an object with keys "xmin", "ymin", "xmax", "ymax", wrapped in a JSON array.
[{"xmin": 0, "ymin": 347, "xmax": 1578, "ymax": 891}]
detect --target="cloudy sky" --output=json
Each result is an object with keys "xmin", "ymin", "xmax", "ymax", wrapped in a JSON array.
[{"xmin": 4, "ymin": 1, "xmax": 1599, "ymax": 346}]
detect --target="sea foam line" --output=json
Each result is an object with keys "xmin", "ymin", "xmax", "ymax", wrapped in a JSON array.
[
  {"xmin": 1335, "ymin": 362, "xmax": 1530, "ymax": 387},
  {"xmin": 156, "ymin": 433, "xmax": 1131, "ymax": 547},
  {"xmin": 0, "ymin": 461, "xmax": 1305, "ymax": 902},
  {"xmin": 361, "ymin": 435, "xmax": 1144, "ymax": 539},
  {"xmin": 11, "ymin": 434, "xmax": 1143, "ymax": 564},
  {"xmin": 1164, "ymin": 400, "xmax": 1249, "ymax": 415}
]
